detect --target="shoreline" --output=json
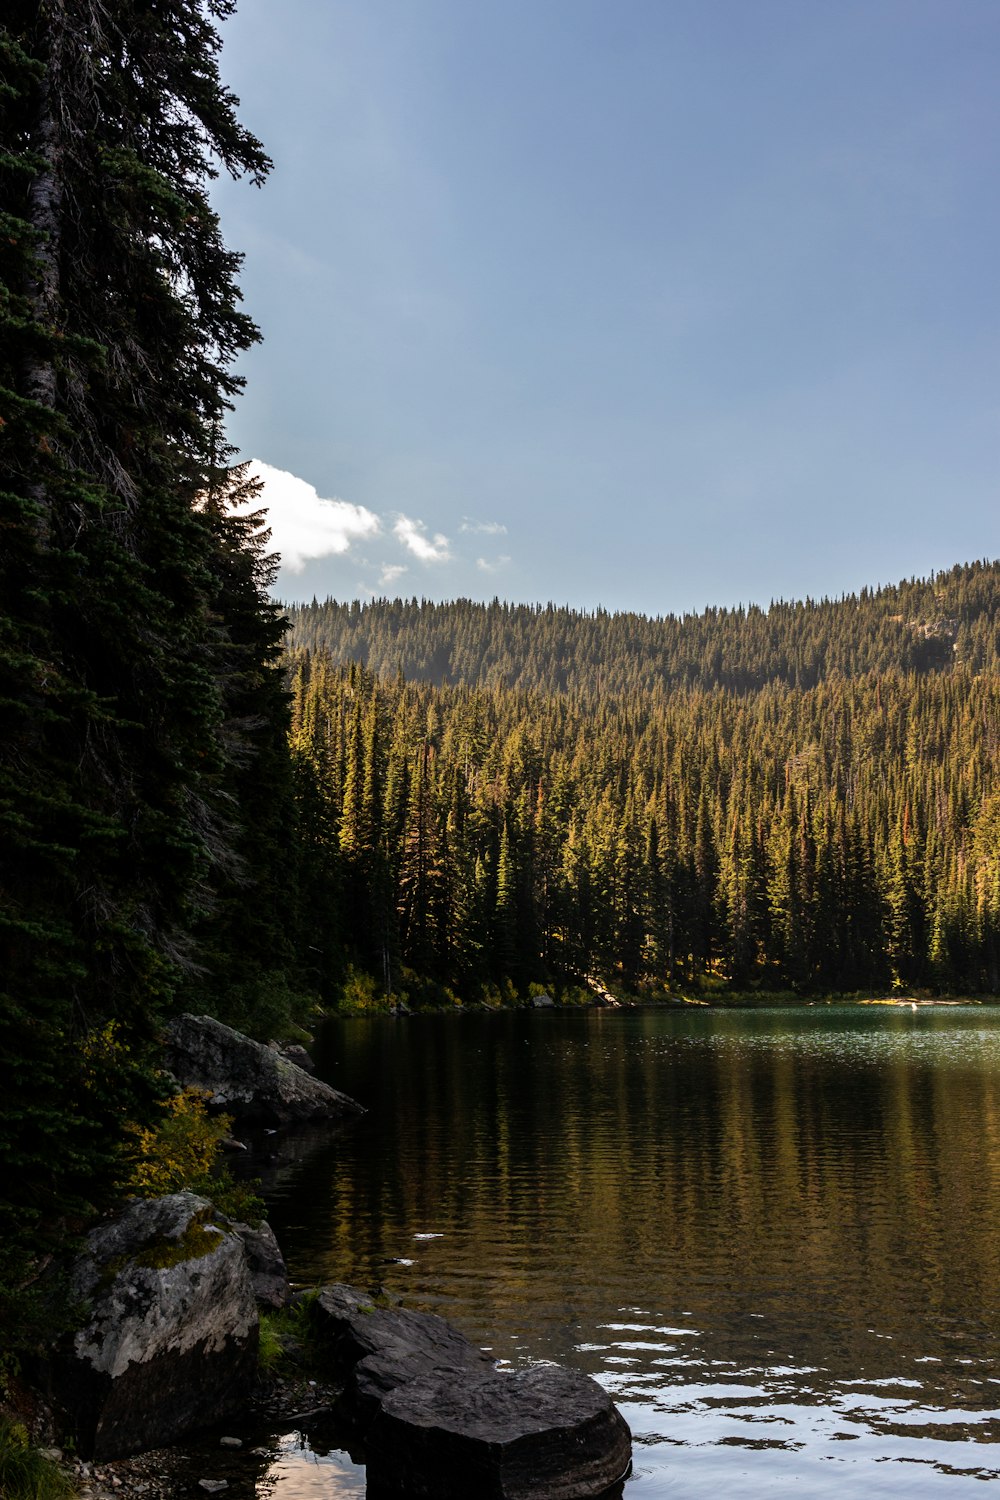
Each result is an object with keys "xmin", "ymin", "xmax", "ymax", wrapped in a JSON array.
[{"xmin": 326, "ymin": 989, "xmax": 994, "ymax": 1019}]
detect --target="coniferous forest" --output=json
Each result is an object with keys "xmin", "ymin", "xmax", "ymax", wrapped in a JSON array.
[{"xmin": 285, "ymin": 563, "xmax": 1000, "ymax": 1007}]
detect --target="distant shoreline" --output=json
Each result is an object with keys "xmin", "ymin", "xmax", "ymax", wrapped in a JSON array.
[{"xmin": 324, "ymin": 989, "xmax": 995, "ymax": 1020}]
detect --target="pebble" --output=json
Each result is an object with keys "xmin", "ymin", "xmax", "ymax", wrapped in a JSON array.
[
  {"xmin": 198, "ymin": 1482, "xmax": 229, "ymax": 1493},
  {"xmin": 219, "ymin": 1437, "xmax": 243, "ymax": 1449}
]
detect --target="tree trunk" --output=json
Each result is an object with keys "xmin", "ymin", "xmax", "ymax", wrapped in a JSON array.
[{"xmin": 22, "ymin": 0, "xmax": 67, "ymax": 537}]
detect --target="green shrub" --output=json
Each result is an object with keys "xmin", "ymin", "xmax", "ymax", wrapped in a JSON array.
[
  {"xmin": 127, "ymin": 1088, "xmax": 231, "ymax": 1198},
  {"xmin": 336, "ymin": 966, "xmax": 386, "ymax": 1015},
  {"xmin": 125, "ymin": 1088, "xmax": 264, "ymax": 1223},
  {"xmin": 0, "ymin": 1419, "xmax": 73, "ymax": 1500},
  {"xmin": 210, "ymin": 972, "xmax": 320, "ymax": 1042},
  {"xmin": 398, "ymin": 970, "xmax": 461, "ymax": 1010}
]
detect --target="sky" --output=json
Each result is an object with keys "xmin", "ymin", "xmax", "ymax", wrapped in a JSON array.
[{"xmin": 211, "ymin": 0, "xmax": 1000, "ymax": 617}]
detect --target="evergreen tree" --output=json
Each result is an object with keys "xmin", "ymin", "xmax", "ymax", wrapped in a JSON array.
[{"xmin": 0, "ymin": 0, "xmax": 272, "ymax": 1347}]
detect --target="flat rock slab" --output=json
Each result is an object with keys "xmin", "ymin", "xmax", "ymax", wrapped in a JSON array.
[
  {"xmin": 309, "ymin": 1285, "xmax": 631, "ymax": 1497},
  {"xmin": 366, "ymin": 1362, "xmax": 632, "ymax": 1500},
  {"xmin": 165, "ymin": 1014, "xmax": 365, "ymax": 1127},
  {"xmin": 309, "ymin": 1283, "xmax": 493, "ymax": 1422}
]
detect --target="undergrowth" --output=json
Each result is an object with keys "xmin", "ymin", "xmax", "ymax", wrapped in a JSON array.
[
  {"xmin": 0, "ymin": 1419, "xmax": 73, "ymax": 1500},
  {"xmin": 125, "ymin": 1088, "xmax": 264, "ymax": 1223},
  {"xmin": 258, "ymin": 1292, "xmax": 320, "ymax": 1376}
]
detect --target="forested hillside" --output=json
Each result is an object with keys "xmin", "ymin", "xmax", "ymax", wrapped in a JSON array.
[
  {"xmin": 287, "ymin": 561, "xmax": 1000, "ymax": 696},
  {"xmin": 286, "ymin": 562, "xmax": 1000, "ymax": 1004}
]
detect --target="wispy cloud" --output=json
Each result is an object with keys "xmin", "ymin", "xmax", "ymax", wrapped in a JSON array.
[
  {"xmin": 476, "ymin": 554, "xmax": 511, "ymax": 574},
  {"xmin": 244, "ymin": 459, "xmax": 380, "ymax": 572},
  {"xmin": 379, "ymin": 562, "xmax": 408, "ymax": 589},
  {"xmin": 393, "ymin": 514, "xmax": 452, "ymax": 562},
  {"xmin": 460, "ymin": 517, "xmax": 507, "ymax": 535}
]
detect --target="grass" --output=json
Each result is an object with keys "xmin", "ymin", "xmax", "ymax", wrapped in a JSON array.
[
  {"xmin": 0, "ymin": 1419, "xmax": 74, "ymax": 1500},
  {"xmin": 257, "ymin": 1291, "xmax": 321, "ymax": 1377},
  {"xmin": 257, "ymin": 1315, "xmax": 285, "ymax": 1374}
]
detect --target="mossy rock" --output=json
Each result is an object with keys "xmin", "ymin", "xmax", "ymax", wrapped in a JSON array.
[{"xmin": 50, "ymin": 1194, "xmax": 259, "ymax": 1459}]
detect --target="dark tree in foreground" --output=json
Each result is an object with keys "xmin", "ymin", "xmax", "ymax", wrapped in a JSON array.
[{"xmin": 0, "ymin": 0, "xmax": 280, "ymax": 1347}]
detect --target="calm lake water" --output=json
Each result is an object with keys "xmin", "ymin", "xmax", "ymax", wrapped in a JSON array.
[{"xmin": 255, "ymin": 1005, "xmax": 1000, "ymax": 1498}]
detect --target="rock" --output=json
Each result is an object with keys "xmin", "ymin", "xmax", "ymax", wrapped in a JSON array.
[
  {"xmin": 308, "ymin": 1284, "xmax": 631, "ymax": 1496},
  {"xmin": 309, "ymin": 1283, "xmax": 487, "ymax": 1375},
  {"xmin": 280, "ymin": 1044, "xmax": 315, "ymax": 1075},
  {"xmin": 164, "ymin": 1014, "xmax": 365, "ymax": 1127},
  {"xmin": 198, "ymin": 1481, "xmax": 229, "ymax": 1493},
  {"xmin": 366, "ymin": 1362, "xmax": 632, "ymax": 1500},
  {"xmin": 47, "ymin": 1193, "xmax": 258, "ymax": 1459},
  {"xmin": 218, "ymin": 1437, "xmax": 242, "ymax": 1449},
  {"xmin": 530, "ymin": 994, "xmax": 555, "ymax": 1009},
  {"xmin": 231, "ymin": 1221, "xmax": 289, "ymax": 1309},
  {"xmin": 309, "ymin": 1284, "xmax": 493, "ymax": 1425}
]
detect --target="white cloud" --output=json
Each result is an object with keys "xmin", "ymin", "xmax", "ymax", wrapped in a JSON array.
[
  {"xmin": 460, "ymin": 517, "xmax": 507, "ymax": 535},
  {"xmin": 393, "ymin": 514, "xmax": 452, "ymax": 562},
  {"xmin": 235, "ymin": 460, "xmax": 504, "ymax": 596},
  {"xmin": 243, "ymin": 459, "xmax": 380, "ymax": 572}
]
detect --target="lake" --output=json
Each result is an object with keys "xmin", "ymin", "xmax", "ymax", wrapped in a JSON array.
[{"xmin": 256, "ymin": 1004, "xmax": 1000, "ymax": 1498}]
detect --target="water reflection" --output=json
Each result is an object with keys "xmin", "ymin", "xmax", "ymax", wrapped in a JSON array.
[
  {"xmin": 258, "ymin": 1007, "xmax": 1000, "ymax": 1498},
  {"xmin": 264, "ymin": 1430, "xmax": 365, "ymax": 1498}
]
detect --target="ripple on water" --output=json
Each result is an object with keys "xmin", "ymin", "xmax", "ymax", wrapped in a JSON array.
[{"xmin": 254, "ymin": 1006, "xmax": 1000, "ymax": 1500}]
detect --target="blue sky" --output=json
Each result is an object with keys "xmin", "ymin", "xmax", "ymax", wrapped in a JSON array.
[{"xmin": 213, "ymin": 0, "xmax": 999, "ymax": 616}]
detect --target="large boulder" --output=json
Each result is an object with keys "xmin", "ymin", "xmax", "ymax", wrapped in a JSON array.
[
  {"xmin": 48, "ymin": 1193, "xmax": 258, "ymax": 1459},
  {"xmin": 366, "ymin": 1362, "xmax": 632, "ymax": 1500},
  {"xmin": 309, "ymin": 1285, "xmax": 631, "ymax": 1498},
  {"xmin": 165, "ymin": 1013, "xmax": 365, "ymax": 1127}
]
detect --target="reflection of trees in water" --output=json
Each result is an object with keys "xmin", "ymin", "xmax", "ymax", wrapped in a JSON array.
[
  {"xmin": 261, "ymin": 1012, "xmax": 1000, "ymax": 1399},
  {"xmin": 239, "ymin": 1122, "xmax": 361, "ymax": 1202}
]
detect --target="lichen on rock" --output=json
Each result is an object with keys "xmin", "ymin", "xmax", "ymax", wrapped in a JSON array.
[{"xmin": 48, "ymin": 1193, "xmax": 259, "ymax": 1459}]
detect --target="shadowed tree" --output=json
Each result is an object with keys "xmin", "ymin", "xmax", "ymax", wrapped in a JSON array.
[{"xmin": 0, "ymin": 0, "xmax": 274, "ymax": 1346}]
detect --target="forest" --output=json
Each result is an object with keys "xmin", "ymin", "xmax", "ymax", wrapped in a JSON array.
[{"xmin": 285, "ymin": 563, "xmax": 1000, "ymax": 1006}]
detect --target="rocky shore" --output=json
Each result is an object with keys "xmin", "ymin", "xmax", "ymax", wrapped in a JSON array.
[{"xmin": 15, "ymin": 1014, "xmax": 631, "ymax": 1500}]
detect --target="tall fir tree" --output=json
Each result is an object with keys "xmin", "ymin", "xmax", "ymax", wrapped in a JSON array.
[{"xmin": 0, "ymin": 0, "xmax": 278, "ymax": 1346}]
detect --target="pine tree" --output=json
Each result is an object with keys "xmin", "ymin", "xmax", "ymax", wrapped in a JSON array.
[{"xmin": 0, "ymin": 0, "xmax": 271, "ymax": 1347}]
